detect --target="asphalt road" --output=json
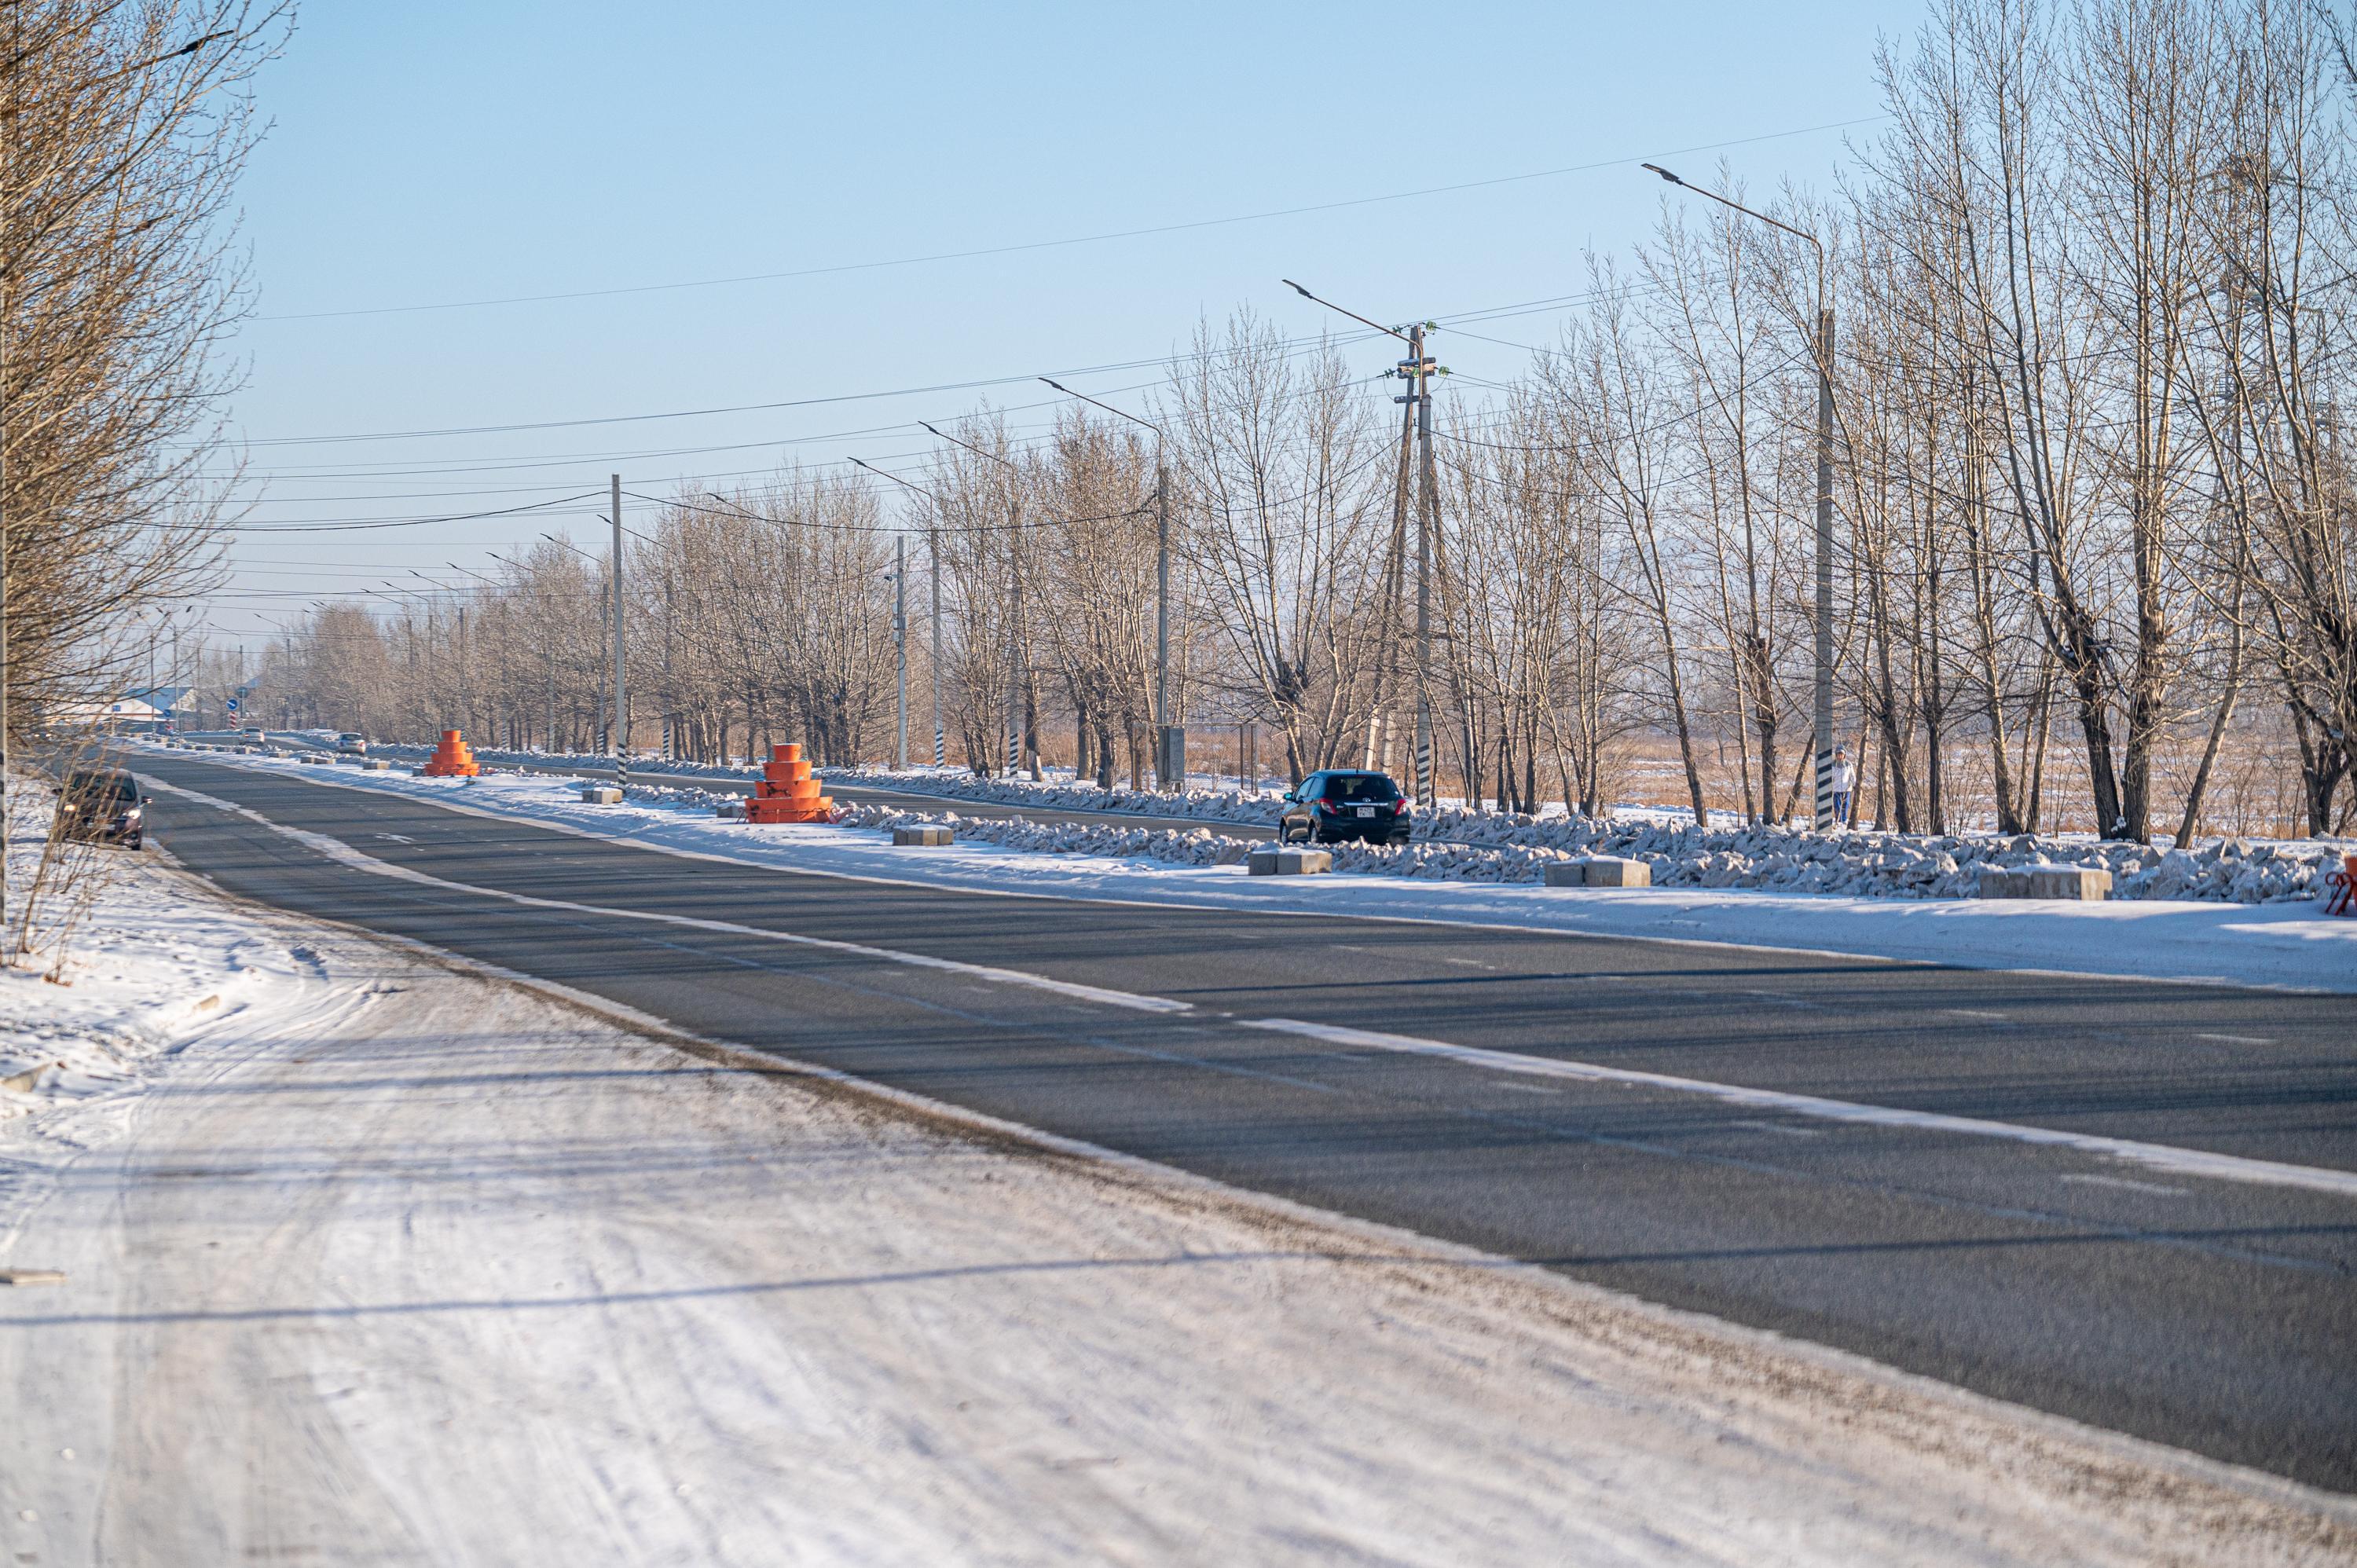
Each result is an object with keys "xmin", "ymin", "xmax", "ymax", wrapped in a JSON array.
[
  {"xmin": 230, "ymin": 733, "xmax": 1283, "ymax": 837},
  {"xmin": 134, "ymin": 750, "xmax": 2357, "ymax": 1493}
]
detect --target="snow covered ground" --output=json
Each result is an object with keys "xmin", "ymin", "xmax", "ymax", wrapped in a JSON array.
[
  {"xmin": 227, "ymin": 739, "xmax": 2357, "ymax": 907},
  {"xmin": 136, "ymin": 746, "xmax": 2357, "ymax": 992},
  {"xmin": 3, "ymin": 829, "xmax": 2352, "ymax": 1563}
]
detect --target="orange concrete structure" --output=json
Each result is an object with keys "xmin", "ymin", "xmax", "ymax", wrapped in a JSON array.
[
  {"xmin": 420, "ymin": 729, "xmax": 481, "ymax": 778},
  {"xmin": 745, "ymin": 742, "xmax": 833, "ymax": 823}
]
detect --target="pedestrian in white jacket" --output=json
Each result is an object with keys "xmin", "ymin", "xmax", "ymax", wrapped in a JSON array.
[{"xmin": 1828, "ymin": 746, "xmax": 1857, "ymax": 826}]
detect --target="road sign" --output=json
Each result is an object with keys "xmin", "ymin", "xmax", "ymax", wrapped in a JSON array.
[{"xmin": 225, "ymin": 697, "xmax": 241, "ymax": 715}]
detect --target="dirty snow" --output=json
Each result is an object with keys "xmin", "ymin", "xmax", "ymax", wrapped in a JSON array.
[{"xmin": 3, "ymin": 852, "xmax": 2352, "ymax": 1564}]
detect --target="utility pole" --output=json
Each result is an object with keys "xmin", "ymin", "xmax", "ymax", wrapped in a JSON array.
[
  {"xmin": 1409, "ymin": 324, "xmax": 1439, "ymax": 811},
  {"xmin": 610, "ymin": 474, "xmax": 627, "ymax": 790},
  {"xmin": 1813, "ymin": 303, "xmax": 1835, "ymax": 830},
  {"xmin": 930, "ymin": 526, "xmax": 944, "ymax": 768},
  {"xmin": 1153, "ymin": 461, "xmax": 1181, "ymax": 788},
  {"xmin": 893, "ymin": 534, "xmax": 908, "ymax": 770},
  {"xmin": 1006, "ymin": 512, "xmax": 1022, "ymax": 779}
]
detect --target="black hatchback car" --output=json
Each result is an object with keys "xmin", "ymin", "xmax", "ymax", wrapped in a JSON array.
[
  {"xmin": 57, "ymin": 768, "xmax": 148, "ymax": 849},
  {"xmin": 1277, "ymin": 769, "xmax": 1412, "ymax": 846}
]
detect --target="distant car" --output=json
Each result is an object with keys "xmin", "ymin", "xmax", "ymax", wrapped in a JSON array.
[
  {"xmin": 334, "ymin": 733, "xmax": 368, "ymax": 755},
  {"xmin": 1277, "ymin": 769, "xmax": 1411, "ymax": 846},
  {"xmin": 55, "ymin": 768, "xmax": 148, "ymax": 849}
]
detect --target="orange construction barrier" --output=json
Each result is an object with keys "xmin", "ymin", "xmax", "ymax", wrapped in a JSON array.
[
  {"xmin": 745, "ymin": 742, "xmax": 833, "ymax": 823},
  {"xmin": 420, "ymin": 728, "xmax": 481, "ymax": 778},
  {"xmin": 2326, "ymin": 853, "xmax": 2357, "ymax": 917}
]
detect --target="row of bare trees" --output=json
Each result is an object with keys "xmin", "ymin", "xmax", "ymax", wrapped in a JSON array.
[
  {"xmin": 3, "ymin": 0, "xmax": 281, "ymax": 736},
  {"xmin": 255, "ymin": 0, "xmax": 2357, "ymax": 843}
]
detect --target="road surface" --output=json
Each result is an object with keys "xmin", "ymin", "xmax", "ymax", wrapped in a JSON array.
[
  {"xmin": 223, "ymin": 732, "xmax": 1280, "ymax": 837},
  {"xmin": 131, "ymin": 750, "xmax": 2357, "ymax": 1493}
]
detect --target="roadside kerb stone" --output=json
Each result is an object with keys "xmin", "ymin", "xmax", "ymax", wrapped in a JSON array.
[{"xmin": 1248, "ymin": 847, "xmax": 1332, "ymax": 876}]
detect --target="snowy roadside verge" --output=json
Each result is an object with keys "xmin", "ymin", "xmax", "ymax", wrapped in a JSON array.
[
  {"xmin": 133, "ymin": 747, "xmax": 2357, "ymax": 992},
  {"xmin": 2, "ymin": 834, "xmax": 2351, "ymax": 1563},
  {"xmin": 0, "ymin": 801, "xmax": 331, "ymax": 1251},
  {"xmin": 273, "ymin": 739, "xmax": 2355, "ymax": 906}
]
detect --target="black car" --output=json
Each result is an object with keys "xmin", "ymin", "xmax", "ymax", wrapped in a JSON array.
[
  {"xmin": 1277, "ymin": 769, "xmax": 1412, "ymax": 846},
  {"xmin": 57, "ymin": 768, "xmax": 148, "ymax": 849}
]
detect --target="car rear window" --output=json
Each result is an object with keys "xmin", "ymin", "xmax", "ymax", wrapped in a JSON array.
[
  {"xmin": 64, "ymin": 771, "xmax": 136, "ymax": 803},
  {"xmin": 1324, "ymin": 775, "xmax": 1399, "ymax": 802}
]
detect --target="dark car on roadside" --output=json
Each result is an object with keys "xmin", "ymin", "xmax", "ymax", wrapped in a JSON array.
[
  {"xmin": 56, "ymin": 768, "xmax": 148, "ymax": 849},
  {"xmin": 1277, "ymin": 769, "xmax": 1412, "ymax": 846}
]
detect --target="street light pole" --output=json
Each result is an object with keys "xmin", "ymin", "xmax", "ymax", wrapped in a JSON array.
[
  {"xmin": 918, "ymin": 423, "xmax": 1027, "ymax": 779},
  {"xmin": 610, "ymin": 474, "xmax": 626, "ymax": 789},
  {"xmin": 850, "ymin": 458, "xmax": 930, "ymax": 776},
  {"xmin": 1037, "ymin": 379, "xmax": 1179, "ymax": 789},
  {"xmin": 893, "ymin": 536, "xmax": 908, "ymax": 769},
  {"xmin": 1278, "ymin": 281, "xmax": 1437, "ymax": 807},
  {"xmin": 1644, "ymin": 164, "xmax": 1838, "ymax": 831}
]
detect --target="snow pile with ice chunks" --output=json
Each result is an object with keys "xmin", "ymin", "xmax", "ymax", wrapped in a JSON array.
[
  {"xmin": 827, "ymin": 786, "xmax": 2351, "ymax": 904},
  {"xmin": 222, "ymin": 738, "xmax": 2353, "ymax": 906}
]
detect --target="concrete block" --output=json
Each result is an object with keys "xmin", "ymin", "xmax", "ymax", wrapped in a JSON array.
[
  {"xmin": 1542, "ymin": 861, "xmax": 1588, "ymax": 887},
  {"xmin": 893, "ymin": 824, "xmax": 954, "ymax": 846},
  {"xmin": 2025, "ymin": 864, "xmax": 2110, "ymax": 901},
  {"xmin": 1573, "ymin": 855, "xmax": 1651, "ymax": 888},
  {"xmin": 361, "ymin": 759, "xmax": 392, "ymax": 771},
  {"xmin": 1248, "ymin": 847, "xmax": 1332, "ymax": 876},
  {"xmin": 1976, "ymin": 866, "xmax": 2029, "ymax": 899},
  {"xmin": 713, "ymin": 800, "xmax": 746, "ymax": 819},
  {"xmin": 578, "ymin": 786, "xmax": 623, "ymax": 804},
  {"xmin": 299, "ymin": 755, "xmax": 328, "ymax": 765}
]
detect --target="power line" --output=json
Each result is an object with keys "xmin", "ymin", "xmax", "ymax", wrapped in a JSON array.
[{"xmin": 254, "ymin": 115, "xmax": 1887, "ymax": 324}]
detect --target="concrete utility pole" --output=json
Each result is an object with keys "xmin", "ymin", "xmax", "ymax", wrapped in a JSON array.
[
  {"xmin": 1006, "ymin": 517, "xmax": 1022, "ymax": 779},
  {"xmin": 893, "ymin": 535, "xmax": 908, "ymax": 770},
  {"xmin": 930, "ymin": 526, "xmax": 944, "ymax": 768},
  {"xmin": 1409, "ymin": 324, "xmax": 1439, "ymax": 811},
  {"xmin": 1644, "ymin": 164, "xmax": 1837, "ymax": 830},
  {"xmin": 1813, "ymin": 303, "xmax": 1835, "ymax": 830},
  {"xmin": 610, "ymin": 474, "xmax": 627, "ymax": 789}
]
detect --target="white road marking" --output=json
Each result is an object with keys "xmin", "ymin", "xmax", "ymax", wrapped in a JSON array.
[
  {"xmin": 1942, "ymin": 1009, "xmax": 2008, "ymax": 1021},
  {"xmin": 2196, "ymin": 1033, "xmax": 2274, "ymax": 1046},
  {"xmin": 1438, "ymin": 957, "xmax": 1497, "ymax": 969},
  {"xmin": 1237, "ymin": 1018, "xmax": 2357, "ymax": 1201},
  {"xmin": 1731, "ymin": 1119, "xmax": 1827, "ymax": 1139},
  {"xmin": 144, "ymin": 778, "xmax": 1193, "ymax": 1017},
  {"xmin": 150, "ymin": 771, "xmax": 2357, "ymax": 1203},
  {"xmin": 2061, "ymin": 1174, "xmax": 2187, "ymax": 1197}
]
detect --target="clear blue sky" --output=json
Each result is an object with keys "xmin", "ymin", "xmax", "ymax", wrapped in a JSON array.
[{"xmin": 201, "ymin": 0, "xmax": 1920, "ymax": 647}]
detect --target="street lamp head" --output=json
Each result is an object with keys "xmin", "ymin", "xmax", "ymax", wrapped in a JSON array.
[
  {"xmin": 1281, "ymin": 279, "xmax": 1314, "ymax": 299},
  {"xmin": 1039, "ymin": 378, "xmax": 1070, "ymax": 395},
  {"xmin": 1641, "ymin": 163, "xmax": 1684, "ymax": 185}
]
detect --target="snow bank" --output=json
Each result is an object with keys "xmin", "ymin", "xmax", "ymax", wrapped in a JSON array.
[
  {"xmin": 324, "ymin": 744, "xmax": 2355, "ymax": 907},
  {"xmin": 0, "ymin": 789, "xmax": 318, "ymax": 1247}
]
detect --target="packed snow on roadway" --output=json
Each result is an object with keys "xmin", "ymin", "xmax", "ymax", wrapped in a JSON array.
[
  {"xmin": 5, "ymin": 801, "xmax": 2352, "ymax": 1565},
  {"xmin": 310, "ymin": 739, "xmax": 2351, "ymax": 906}
]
